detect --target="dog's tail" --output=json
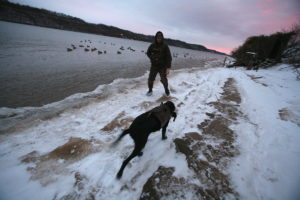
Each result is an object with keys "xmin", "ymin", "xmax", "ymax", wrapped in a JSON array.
[{"xmin": 110, "ymin": 129, "xmax": 130, "ymax": 148}]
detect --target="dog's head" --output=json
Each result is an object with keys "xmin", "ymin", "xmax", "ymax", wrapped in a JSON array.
[
  {"xmin": 164, "ymin": 101, "xmax": 177, "ymax": 121},
  {"xmin": 164, "ymin": 101, "xmax": 175, "ymax": 112}
]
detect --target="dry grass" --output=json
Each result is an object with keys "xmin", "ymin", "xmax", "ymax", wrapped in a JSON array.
[
  {"xmin": 101, "ymin": 111, "xmax": 134, "ymax": 131},
  {"xmin": 21, "ymin": 137, "xmax": 99, "ymax": 186}
]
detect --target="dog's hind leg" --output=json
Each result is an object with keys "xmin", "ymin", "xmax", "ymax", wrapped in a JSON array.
[
  {"xmin": 137, "ymin": 152, "xmax": 143, "ymax": 156},
  {"xmin": 116, "ymin": 139, "xmax": 147, "ymax": 179},
  {"xmin": 116, "ymin": 149, "xmax": 139, "ymax": 179}
]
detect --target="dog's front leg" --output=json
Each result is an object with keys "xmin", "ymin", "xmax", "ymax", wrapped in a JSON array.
[
  {"xmin": 172, "ymin": 112, "xmax": 177, "ymax": 121},
  {"xmin": 161, "ymin": 121, "xmax": 169, "ymax": 140}
]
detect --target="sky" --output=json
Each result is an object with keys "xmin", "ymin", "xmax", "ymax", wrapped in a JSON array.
[{"xmin": 10, "ymin": 0, "xmax": 300, "ymax": 54}]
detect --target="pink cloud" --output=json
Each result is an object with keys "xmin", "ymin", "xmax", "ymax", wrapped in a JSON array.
[
  {"xmin": 207, "ymin": 46, "xmax": 232, "ymax": 55},
  {"xmin": 255, "ymin": 12, "xmax": 299, "ymax": 34},
  {"xmin": 256, "ymin": 0, "xmax": 276, "ymax": 16}
]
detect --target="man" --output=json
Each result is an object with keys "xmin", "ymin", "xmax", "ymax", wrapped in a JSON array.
[{"xmin": 146, "ymin": 31, "xmax": 172, "ymax": 96}]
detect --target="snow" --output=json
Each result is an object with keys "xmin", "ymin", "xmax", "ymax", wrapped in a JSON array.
[
  {"xmin": 230, "ymin": 65, "xmax": 300, "ymax": 200},
  {"xmin": 0, "ymin": 64, "xmax": 300, "ymax": 200}
]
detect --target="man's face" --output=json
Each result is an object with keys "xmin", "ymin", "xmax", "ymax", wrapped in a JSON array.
[{"xmin": 156, "ymin": 35, "xmax": 163, "ymax": 43}]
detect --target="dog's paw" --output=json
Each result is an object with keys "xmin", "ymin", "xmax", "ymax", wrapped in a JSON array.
[
  {"xmin": 116, "ymin": 172, "xmax": 122, "ymax": 179},
  {"xmin": 138, "ymin": 152, "xmax": 143, "ymax": 157},
  {"xmin": 162, "ymin": 136, "xmax": 168, "ymax": 140}
]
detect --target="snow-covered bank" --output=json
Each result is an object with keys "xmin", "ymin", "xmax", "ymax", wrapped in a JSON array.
[
  {"xmin": 0, "ymin": 64, "xmax": 299, "ymax": 200},
  {"xmin": 230, "ymin": 65, "xmax": 300, "ymax": 200}
]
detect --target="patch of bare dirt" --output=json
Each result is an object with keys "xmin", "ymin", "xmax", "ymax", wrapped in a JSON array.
[
  {"xmin": 21, "ymin": 137, "xmax": 100, "ymax": 186},
  {"xmin": 179, "ymin": 81, "xmax": 194, "ymax": 88},
  {"xmin": 247, "ymin": 75, "xmax": 264, "ymax": 80},
  {"xmin": 140, "ymin": 78, "xmax": 242, "ymax": 199},
  {"xmin": 137, "ymin": 101, "xmax": 157, "ymax": 110},
  {"xmin": 221, "ymin": 78, "xmax": 242, "ymax": 104},
  {"xmin": 184, "ymin": 89, "xmax": 196, "ymax": 101},
  {"xmin": 101, "ymin": 111, "xmax": 134, "ymax": 131},
  {"xmin": 140, "ymin": 166, "xmax": 214, "ymax": 200},
  {"xmin": 173, "ymin": 132, "xmax": 237, "ymax": 198},
  {"xmin": 60, "ymin": 172, "xmax": 97, "ymax": 200},
  {"xmin": 47, "ymin": 138, "xmax": 94, "ymax": 160},
  {"xmin": 155, "ymin": 95, "xmax": 178, "ymax": 103},
  {"xmin": 198, "ymin": 117, "xmax": 234, "ymax": 142},
  {"xmin": 279, "ymin": 108, "xmax": 290, "ymax": 121},
  {"xmin": 170, "ymin": 87, "xmax": 177, "ymax": 93},
  {"xmin": 176, "ymin": 101, "xmax": 184, "ymax": 108},
  {"xmin": 247, "ymin": 74, "xmax": 268, "ymax": 87},
  {"xmin": 55, "ymin": 171, "xmax": 98, "ymax": 200},
  {"xmin": 279, "ymin": 108, "xmax": 300, "ymax": 127}
]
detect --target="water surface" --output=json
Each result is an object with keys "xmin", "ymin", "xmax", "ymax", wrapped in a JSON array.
[{"xmin": 0, "ymin": 21, "xmax": 223, "ymax": 108}]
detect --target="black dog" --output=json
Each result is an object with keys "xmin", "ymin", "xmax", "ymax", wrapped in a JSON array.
[{"xmin": 113, "ymin": 101, "xmax": 177, "ymax": 179}]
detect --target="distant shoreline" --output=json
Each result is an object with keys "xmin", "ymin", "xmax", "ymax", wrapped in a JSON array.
[{"xmin": 0, "ymin": 1, "xmax": 226, "ymax": 55}]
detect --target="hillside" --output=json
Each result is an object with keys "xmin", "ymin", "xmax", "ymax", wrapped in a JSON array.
[{"xmin": 0, "ymin": 0, "xmax": 224, "ymax": 54}]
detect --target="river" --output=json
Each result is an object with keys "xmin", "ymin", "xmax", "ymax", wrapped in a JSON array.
[{"xmin": 0, "ymin": 21, "xmax": 224, "ymax": 108}]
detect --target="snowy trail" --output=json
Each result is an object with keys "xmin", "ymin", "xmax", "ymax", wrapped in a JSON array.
[
  {"xmin": 0, "ymin": 65, "xmax": 299, "ymax": 200},
  {"xmin": 230, "ymin": 67, "xmax": 300, "ymax": 200}
]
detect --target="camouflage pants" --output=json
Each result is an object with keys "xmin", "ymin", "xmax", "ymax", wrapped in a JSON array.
[{"xmin": 148, "ymin": 66, "xmax": 168, "ymax": 91}]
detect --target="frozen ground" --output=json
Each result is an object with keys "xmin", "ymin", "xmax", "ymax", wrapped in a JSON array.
[{"xmin": 0, "ymin": 64, "xmax": 299, "ymax": 200}]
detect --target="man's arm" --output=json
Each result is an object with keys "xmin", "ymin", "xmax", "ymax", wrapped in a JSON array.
[
  {"xmin": 165, "ymin": 45, "xmax": 172, "ymax": 69},
  {"xmin": 146, "ymin": 44, "xmax": 153, "ymax": 59}
]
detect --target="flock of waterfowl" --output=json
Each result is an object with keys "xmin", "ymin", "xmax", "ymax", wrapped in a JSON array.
[
  {"xmin": 66, "ymin": 39, "xmax": 142, "ymax": 55},
  {"xmin": 66, "ymin": 39, "xmax": 194, "ymax": 59}
]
